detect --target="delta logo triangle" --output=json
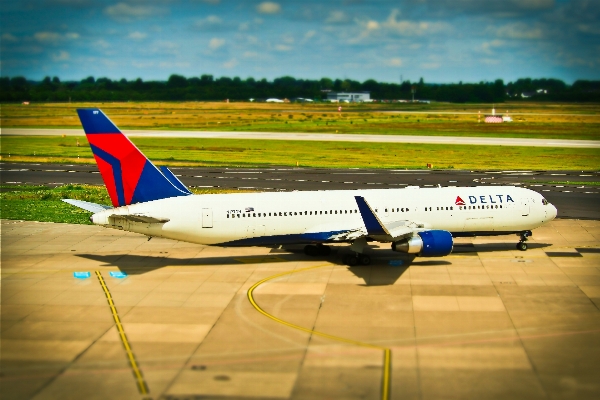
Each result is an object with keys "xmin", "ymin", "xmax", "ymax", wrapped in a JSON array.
[{"xmin": 455, "ymin": 196, "xmax": 466, "ymax": 206}]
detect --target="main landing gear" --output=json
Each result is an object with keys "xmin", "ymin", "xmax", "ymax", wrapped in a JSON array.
[
  {"xmin": 304, "ymin": 244, "xmax": 331, "ymax": 256},
  {"xmin": 516, "ymin": 230, "xmax": 532, "ymax": 251},
  {"xmin": 342, "ymin": 253, "xmax": 371, "ymax": 266}
]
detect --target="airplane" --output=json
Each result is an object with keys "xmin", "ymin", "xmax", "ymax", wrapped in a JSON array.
[{"xmin": 64, "ymin": 108, "xmax": 558, "ymax": 266}]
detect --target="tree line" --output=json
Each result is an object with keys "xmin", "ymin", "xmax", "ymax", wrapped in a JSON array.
[{"xmin": 1, "ymin": 74, "xmax": 599, "ymax": 103}]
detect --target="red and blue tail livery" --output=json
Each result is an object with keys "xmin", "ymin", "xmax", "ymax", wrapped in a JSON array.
[{"xmin": 77, "ymin": 108, "xmax": 191, "ymax": 207}]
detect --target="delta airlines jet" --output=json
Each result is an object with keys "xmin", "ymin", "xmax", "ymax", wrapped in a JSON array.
[{"xmin": 64, "ymin": 109, "xmax": 557, "ymax": 265}]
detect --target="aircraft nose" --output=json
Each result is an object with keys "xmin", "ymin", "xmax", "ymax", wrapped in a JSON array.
[{"xmin": 548, "ymin": 204, "xmax": 558, "ymax": 221}]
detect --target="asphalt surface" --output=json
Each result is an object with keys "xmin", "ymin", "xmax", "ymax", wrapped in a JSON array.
[
  {"xmin": 1, "ymin": 162, "xmax": 598, "ymax": 220},
  {"xmin": 3, "ymin": 128, "xmax": 599, "ymax": 148}
]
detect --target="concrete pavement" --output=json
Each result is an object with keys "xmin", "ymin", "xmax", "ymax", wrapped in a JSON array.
[{"xmin": 1, "ymin": 219, "xmax": 600, "ymax": 399}]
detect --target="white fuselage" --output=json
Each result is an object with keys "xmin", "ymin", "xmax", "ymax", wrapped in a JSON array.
[{"xmin": 91, "ymin": 186, "xmax": 557, "ymax": 247}]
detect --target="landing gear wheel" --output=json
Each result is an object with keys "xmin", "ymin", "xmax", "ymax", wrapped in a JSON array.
[
  {"xmin": 304, "ymin": 245, "xmax": 317, "ymax": 256},
  {"xmin": 358, "ymin": 254, "xmax": 371, "ymax": 265},
  {"xmin": 343, "ymin": 254, "xmax": 358, "ymax": 266},
  {"xmin": 517, "ymin": 242, "xmax": 528, "ymax": 251},
  {"xmin": 317, "ymin": 245, "xmax": 331, "ymax": 256},
  {"xmin": 305, "ymin": 245, "xmax": 331, "ymax": 256}
]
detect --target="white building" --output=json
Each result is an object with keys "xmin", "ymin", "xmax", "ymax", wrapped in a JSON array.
[{"xmin": 326, "ymin": 92, "xmax": 371, "ymax": 102}]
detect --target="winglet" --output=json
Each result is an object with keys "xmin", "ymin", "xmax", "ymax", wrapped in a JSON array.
[{"xmin": 354, "ymin": 196, "xmax": 389, "ymax": 236}]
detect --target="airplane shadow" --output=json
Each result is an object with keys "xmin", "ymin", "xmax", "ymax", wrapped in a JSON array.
[{"xmin": 75, "ymin": 241, "xmax": 551, "ymax": 286}]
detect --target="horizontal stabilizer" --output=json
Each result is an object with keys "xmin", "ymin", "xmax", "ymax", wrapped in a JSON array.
[
  {"xmin": 159, "ymin": 166, "xmax": 192, "ymax": 194},
  {"xmin": 62, "ymin": 199, "xmax": 112, "ymax": 213}
]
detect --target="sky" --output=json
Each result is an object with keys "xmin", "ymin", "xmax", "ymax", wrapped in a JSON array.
[{"xmin": 1, "ymin": 0, "xmax": 599, "ymax": 84}]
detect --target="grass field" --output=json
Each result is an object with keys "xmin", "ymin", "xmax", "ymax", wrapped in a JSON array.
[
  {"xmin": 2, "ymin": 102, "xmax": 599, "ymax": 141},
  {"xmin": 1, "ymin": 135, "xmax": 599, "ymax": 170},
  {"xmin": 0, "ymin": 185, "xmax": 249, "ymax": 224}
]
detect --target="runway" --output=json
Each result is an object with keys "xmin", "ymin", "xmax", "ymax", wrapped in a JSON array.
[
  {"xmin": 2, "ymin": 162, "xmax": 599, "ymax": 220},
  {"xmin": 3, "ymin": 128, "xmax": 599, "ymax": 148},
  {"xmin": 2, "ymin": 219, "xmax": 599, "ymax": 399}
]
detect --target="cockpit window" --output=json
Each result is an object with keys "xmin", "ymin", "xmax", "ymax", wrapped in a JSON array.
[{"xmin": 542, "ymin": 198, "xmax": 548, "ymax": 205}]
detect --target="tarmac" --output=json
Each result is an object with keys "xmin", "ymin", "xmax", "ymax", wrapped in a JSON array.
[{"xmin": 1, "ymin": 218, "xmax": 600, "ymax": 400}]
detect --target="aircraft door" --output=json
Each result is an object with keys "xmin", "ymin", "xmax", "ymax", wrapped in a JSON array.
[
  {"xmin": 202, "ymin": 208, "xmax": 213, "ymax": 228},
  {"xmin": 521, "ymin": 198, "xmax": 530, "ymax": 216}
]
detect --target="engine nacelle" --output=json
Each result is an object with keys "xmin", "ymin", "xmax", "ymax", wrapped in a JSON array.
[{"xmin": 391, "ymin": 230, "xmax": 453, "ymax": 257}]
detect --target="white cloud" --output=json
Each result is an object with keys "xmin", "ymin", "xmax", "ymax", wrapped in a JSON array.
[
  {"xmin": 52, "ymin": 50, "xmax": 70, "ymax": 61},
  {"xmin": 366, "ymin": 20, "xmax": 380, "ymax": 31},
  {"xmin": 104, "ymin": 3, "xmax": 163, "ymax": 21},
  {"xmin": 385, "ymin": 58, "xmax": 403, "ymax": 67},
  {"xmin": 326, "ymin": 11, "xmax": 349, "ymax": 24},
  {"xmin": 223, "ymin": 58, "xmax": 238, "ymax": 68},
  {"xmin": 275, "ymin": 44, "xmax": 292, "ymax": 51},
  {"xmin": 2, "ymin": 33, "xmax": 18, "ymax": 43},
  {"xmin": 132, "ymin": 61, "xmax": 155, "ymax": 68},
  {"xmin": 128, "ymin": 31, "xmax": 147, "ymax": 40},
  {"xmin": 209, "ymin": 38, "xmax": 225, "ymax": 49},
  {"xmin": 481, "ymin": 58, "xmax": 501, "ymax": 65},
  {"xmin": 195, "ymin": 15, "xmax": 224, "ymax": 30},
  {"xmin": 493, "ymin": 23, "xmax": 543, "ymax": 39},
  {"xmin": 578, "ymin": 24, "xmax": 600, "ymax": 35},
  {"xmin": 34, "ymin": 31, "xmax": 79, "ymax": 43},
  {"xmin": 256, "ymin": 2, "xmax": 281, "ymax": 15},
  {"xmin": 94, "ymin": 39, "xmax": 110, "ymax": 49},
  {"xmin": 479, "ymin": 39, "xmax": 505, "ymax": 55},
  {"xmin": 421, "ymin": 62, "xmax": 441, "ymax": 69},
  {"xmin": 243, "ymin": 51, "xmax": 259, "ymax": 58},
  {"xmin": 382, "ymin": 10, "xmax": 450, "ymax": 36},
  {"xmin": 304, "ymin": 30, "xmax": 316, "ymax": 40}
]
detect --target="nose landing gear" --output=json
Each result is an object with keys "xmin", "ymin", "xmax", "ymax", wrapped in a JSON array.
[{"xmin": 516, "ymin": 230, "xmax": 532, "ymax": 251}]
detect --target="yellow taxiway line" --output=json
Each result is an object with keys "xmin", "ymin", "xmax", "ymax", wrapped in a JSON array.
[
  {"xmin": 247, "ymin": 264, "xmax": 392, "ymax": 400},
  {"xmin": 95, "ymin": 271, "xmax": 149, "ymax": 395}
]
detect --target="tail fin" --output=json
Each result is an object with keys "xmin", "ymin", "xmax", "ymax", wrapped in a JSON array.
[{"xmin": 77, "ymin": 108, "xmax": 190, "ymax": 207}]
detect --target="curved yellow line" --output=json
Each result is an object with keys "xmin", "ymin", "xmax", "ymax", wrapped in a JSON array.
[{"xmin": 247, "ymin": 264, "xmax": 391, "ymax": 400}]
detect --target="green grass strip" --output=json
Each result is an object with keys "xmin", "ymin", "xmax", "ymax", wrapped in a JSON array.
[{"xmin": 1, "ymin": 136, "xmax": 599, "ymax": 170}]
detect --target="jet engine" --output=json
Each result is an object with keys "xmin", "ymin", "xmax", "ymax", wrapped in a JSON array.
[{"xmin": 391, "ymin": 230, "xmax": 453, "ymax": 257}]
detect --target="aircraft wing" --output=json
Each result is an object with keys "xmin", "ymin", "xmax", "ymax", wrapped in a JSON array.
[{"xmin": 354, "ymin": 196, "xmax": 422, "ymax": 242}]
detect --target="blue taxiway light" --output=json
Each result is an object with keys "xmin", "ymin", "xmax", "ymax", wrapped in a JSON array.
[
  {"xmin": 73, "ymin": 272, "xmax": 91, "ymax": 279},
  {"xmin": 109, "ymin": 271, "xmax": 128, "ymax": 279},
  {"xmin": 388, "ymin": 260, "xmax": 403, "ymax": 267}
]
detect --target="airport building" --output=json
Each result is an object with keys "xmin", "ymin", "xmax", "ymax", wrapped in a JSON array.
[{"xmin": 326, "ymin": 91, "xmax": 371, "ymax": 102}]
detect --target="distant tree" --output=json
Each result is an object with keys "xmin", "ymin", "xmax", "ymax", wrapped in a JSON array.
[{"xmin": 167, "ymin": 74, "xmax": 187, "ymax": 88}]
